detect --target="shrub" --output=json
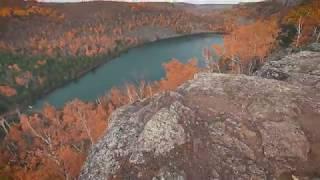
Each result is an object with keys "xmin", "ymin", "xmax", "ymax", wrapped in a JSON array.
[
  {"xmin": 284, "ymin": 0, "xmax": 320, "ymax": 46},
  {"xmin": 212, "ymin": 18, "xmax": 280, "ymax": 74},
  {"xmin": 0, "ymin": 60, "xmax": 199, "ymax": 179}
]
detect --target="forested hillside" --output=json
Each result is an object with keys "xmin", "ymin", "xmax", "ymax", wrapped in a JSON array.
[{"xmin": 0, "ymin": 1, "xmax": 229, "ymax": 115}]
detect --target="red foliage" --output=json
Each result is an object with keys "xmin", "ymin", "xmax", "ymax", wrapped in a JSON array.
[
  {"xmin": 213, "ymin": 18, "xmax": 279, "ymax": 74},
  {"xmin": 0, "ymin": 85, "xmax": 17, "ymax": 97},
  {"xmin": 158, "ymin": 59, "xmax": 198, "ymax": 91},
  {"xmin": 0, "ymin": 101, "xmax": 106, "ymax": 179},
  {"xmin": 0, "ymin": 3, "xmax": 224, "ymax": 57},
  {"xmin": 0, "ymin": 59, "xmax": 199, "ymax": 179},
  {"xmin": 285, "ymin": 0, "xmax": 320, "ymax": 46}
]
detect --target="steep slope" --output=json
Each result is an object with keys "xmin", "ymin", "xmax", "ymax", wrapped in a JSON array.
[
  {"xmin": 0, "ymin": 1, "xmax": 227, "ymax": 114},
  {"xmin": 80, "ymin": 49, "xmax": 320, "ymax": 179}
]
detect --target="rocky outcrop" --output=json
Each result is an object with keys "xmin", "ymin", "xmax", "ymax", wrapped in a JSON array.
[
  {"xmin": 80, "ymin": 69, "xmax": 320, "ymax": 179},
  {"xmin": 257, "ymin": 51, "xmax": 320, "ymax": 91}
]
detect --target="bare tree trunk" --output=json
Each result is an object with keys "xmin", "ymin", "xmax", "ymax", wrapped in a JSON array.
[
  {"xmin": 46, "ymin": 151, "xmax": 70, "ymax": 180},
  {"xmin": 316, "ymin": 27, "xmax": 320, "ymax": 42},
  {"xmin": 248, "ymin": 62, "xmax": 254, "ymax": 76},
  {"xmin": 214, "ymin": 62, "xmax": 221, "ymax": 73},
  {"xmin": 96, "ymin": 97, "xmax": 101, "ymax": 105},
  {"xmin": 313, "ymin": 27, "xmax": 317, "ymax": 37},
  {"xmin": 126, "ymin": 85, "xmax": 138, "ymax": 103},
  {"xmin": 295, "ymin": 16, "xmax": 303, "ymax": 47},
  {"xmin": 231, "ymin": 55, "xmax": 236, "ymax": 74},
  {"xmin": 238, "ymin": 60, "xmax": 243, "ymax": 74},
  {"xmin": 0, "ymin": 117, "xmax": 9, "ymax": 134},
  {"xmin": 138, "ymin": 81, "xmax": 146, "ymax": 99},
  {"xmin": 312, "ymin": 27, "xmax": 319, "ymax": 42},
  {"xmin": 16, "ymin": 108, "xmax": 21, "ymax": 117},
  {"xmin": 147, "ymin": 84, "xmax": 153, "ymax": 97},
  {"xmin": 24, "ymin": 117, "xmax": 51, "ymax": 145},
  {"xmin": 77, "ymin": 109, "xmax": 93, "ymax": 145},
  {"xmin": 126, "ymin": 85, "xmax": 134, "ymax": 103}
]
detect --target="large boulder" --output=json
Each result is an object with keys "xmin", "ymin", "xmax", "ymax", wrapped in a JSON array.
[
  {"xmin": 257, "ymin": 51, "xmax": 320, "ymax": 91},
  {"xmin": 305, "ymin": 43, "xmax": 320, "ymax": 52},
  {"xmin": 80, "ymin": 72, "xmax": 320, "ymax": 180}
]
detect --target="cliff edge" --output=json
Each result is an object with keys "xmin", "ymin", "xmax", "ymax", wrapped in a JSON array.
[{"xmin": 80, "ymin": 50, "xmax": 320, "ymax": 179}]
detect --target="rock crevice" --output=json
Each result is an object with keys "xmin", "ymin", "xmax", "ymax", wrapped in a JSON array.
[{"xmin": 80, "ymin": 50, "xmax": 320, "ymax": 179}]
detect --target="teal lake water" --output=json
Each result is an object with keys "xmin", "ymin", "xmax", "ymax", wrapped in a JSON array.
[{"xmin": 34, "ymin": 34, "xmax": 223, "ymax": 108}]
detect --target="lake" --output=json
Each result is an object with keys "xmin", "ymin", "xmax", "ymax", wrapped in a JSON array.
[{"xmin": 34, "ymin": 33, "xmax": 223, "ymax": 108}]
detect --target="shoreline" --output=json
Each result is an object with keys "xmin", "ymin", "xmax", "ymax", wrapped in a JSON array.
[
  {"xmin": 33, "ymin": 31, "xmax": 224, "ymax": 107},
  {"xmin": 1, "ymin": 31, "xmax": 223, "ymax": 119}
]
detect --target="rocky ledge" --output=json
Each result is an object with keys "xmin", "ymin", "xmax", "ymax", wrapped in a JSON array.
[
  {"xmin": 257, "ymin": 50, "xmax": 320, "ymax": 91},
  {"xmin": 80, "ymin": 50, "xmax": 320, "ymax": 179}
]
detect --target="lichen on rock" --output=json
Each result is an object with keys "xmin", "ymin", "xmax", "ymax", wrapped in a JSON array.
[
  {"xmin": 80, "ymin": 50, "xmax": 320, "ymax": 179},
  {"xmin": 137, "ymin": 102, "xmax": 186, "ymax": 156}
]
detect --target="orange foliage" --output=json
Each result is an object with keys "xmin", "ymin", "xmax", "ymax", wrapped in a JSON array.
[
  {"xmin": 285, "ymin": 0, "xmax": 320, "ymax": 46},
  {"xmin": 158, "ymin": 59, "xmax": 199, "ymax": 91},
  {"xmin": 103, "ymin": 60, "xmax": 199, "ymax": 106},
  {"xmin": 25, "ymin": 25, "xmax": 137, "ymax": 57},
  {"xmin": 8, "ymin": 64, "xmax": 21, "ymax": 72},
  {"xmin": 0, "ymin": 4, "xmax": 222, "ymax": 57},
  {"xmin": 15, "ymin": 71, "xmax": 33, "ymax": 87},
  {"xmin": 0, "ymin": 8, "xmax": 11, "ymax": 17},
  {"xmin": 0, "ymin": 85, "xmax": 17, "ymax": 97},
  {"xmin": 0, "ymin": 59, "xmax": 199, "ymax": 179},
  {"xmin": 130, "ymin": 3, "xmax": 146, "ymax": 11},
  {"xmin": 0, "ymin": 6, "xmax": 63, "ymax": 19},
  {"xmin": 37, "ymin": 60, "xmax": 47, "ymax": 65},
  {"xmin": 213, "ymin": 18, "xmax": 279, "ymax": 74},
  {"xmin": 0, "ymin": 101, "xmax": 106, "ymax": 179}
]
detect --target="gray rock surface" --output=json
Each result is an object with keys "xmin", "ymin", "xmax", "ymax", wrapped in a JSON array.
[
  {"xmin": 80, "ymin": 71, "xmax": 320, "ymax": 179},
  {"xmin": 257, "ymin": 51, "xmax": 320, "ymax": 91},
  {"xmin": 305, "ymin": 43, "xmax": 320, "ymax": 52}
]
